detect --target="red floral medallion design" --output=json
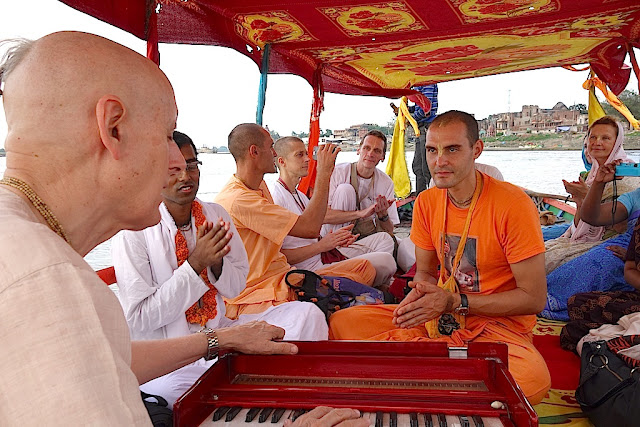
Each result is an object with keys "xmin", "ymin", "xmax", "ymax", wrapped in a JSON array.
[
  {"xmin": 319, "ymin": 2, "xmax": 426, "ymax": 36},
  {"xmin": 235, "ymin": 11, "xmax": 313, "ymax": 46}
]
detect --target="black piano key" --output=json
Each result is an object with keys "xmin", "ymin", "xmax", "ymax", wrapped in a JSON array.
[
  {"xmin": 225, "ymin": 407, "xmax": 242, "ymax": 422},
  {"xmin": 290, "ymin": 409, "xmax": 306, "ymax": 422},
  {"xmin": 212, "ymin": 406, "xmax": 230, "ymax": 422},
  {"xmin": 437, "ymin": 414, "xmax": 447, "ymax": 427},
  {"xmin": 271, "ymin": 408, "xmax": 286, "ymax": 423},
  {"xmin": 459, "ymin": 415, "xmax": 470, "ymax": 427},
  {"xmin": 246, "ymin": 407, "xmax": 261, "ymax": 422},
  {"xmin": 375, "ymin": 411, "xmax": 383, "ymax": 427},
  {"xmin": 472, "ymin": 415, "xmax": 484, "ymax": 427},
  {"xmin": 423, "ymin": 413, "xmax": 433, "ymax": 427},
  {"xmin": 410, "ymin": 413, "xmax": 419, "ymax": 427},
  {"xmin": 389, "ymin": 412, "xmax": 398, "ymax": 427},
  {"xmin": 259, "ymin": 408, "xmax": 274, "ymax": 423}
]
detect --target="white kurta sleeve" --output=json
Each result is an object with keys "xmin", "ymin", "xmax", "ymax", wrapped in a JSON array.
[
  {"xmin": 203, "ymin": 203, "xmax": 249, "ymax": 299},
  {"xmin": 112, "ymin": 230, "xmax": 210, "ymax": 336}
]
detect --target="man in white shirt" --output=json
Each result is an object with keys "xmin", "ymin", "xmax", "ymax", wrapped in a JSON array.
[
  {"xmin": 272, "ymin": 136, "xmax": 396, "ymax": 287},
  {"xmin": 323, "ymin": 130, "xmax": 400, "ymax": 238},
  {"xmin": 112, "ymin": 131, "xmax": 328, "ymax": 407}
]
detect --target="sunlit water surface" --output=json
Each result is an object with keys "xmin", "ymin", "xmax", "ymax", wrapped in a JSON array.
[{"xmin": 3, "ymin": 150, "xmax": 638, "ymax": 269}]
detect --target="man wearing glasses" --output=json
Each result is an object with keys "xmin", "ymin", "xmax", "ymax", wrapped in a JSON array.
[{"xmin": 111, "ymin": 131, "xmax": 327, "ymax": 408}]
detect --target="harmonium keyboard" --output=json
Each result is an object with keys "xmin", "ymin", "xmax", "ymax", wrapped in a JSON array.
[{"xmin": 173, "ymin": 341, "xmax": 537, "ymax": 426}]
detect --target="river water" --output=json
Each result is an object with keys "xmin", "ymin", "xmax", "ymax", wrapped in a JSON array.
[{"xmin": 2, "ymin": 149, "xmax": 637, "ymax": 270}]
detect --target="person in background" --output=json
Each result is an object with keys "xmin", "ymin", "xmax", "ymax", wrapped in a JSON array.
[
  {"xmin": 560, "ymin": 158, "xmax": 640, "ymax": 351},
  {"xmin": 322, "ymin": 130, "xmax": 399, "ymax": 238},
  {"xmin": 540, "ymin": 116, "xmax": 640, "ymax": 321},
  {"xmin": 408, "ymin": 84, "xmax": 438, "ymax": 195},
  {"xmin": 215, "ymin": 124, "xmax": 377, "ymax": 319},
  {"xmin": 544, "ymin": 116, "xmax": 640, "ymax": 274},
  {"xmin": 272, "ymin": 136, "xmax": 396, "ymax": 288}
]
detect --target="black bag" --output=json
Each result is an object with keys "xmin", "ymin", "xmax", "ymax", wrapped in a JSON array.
[
  {"xmin": 575, "ymin": 340, "xmax": 640, "ymax": 427},
  {"xmin": 285, "ymin": 269, "xmax": 356, "ymax": 319},
  {"xmin": 141, "ymin": 391, "xmax": 173, "ymax": 427}
]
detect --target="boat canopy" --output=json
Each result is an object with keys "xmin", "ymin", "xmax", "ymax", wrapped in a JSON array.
[{"xmin": 59, "ymin": 0, "xmax": 640, "ymax": 97}]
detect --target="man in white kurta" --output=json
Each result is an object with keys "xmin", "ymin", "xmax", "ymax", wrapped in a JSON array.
[
  {"xmin": 112, "ymin": 133, "xmax": 327, "ymax": 407},
  {"xmin": 272, "ymin": 136, "xmax": 396, "ymax": 287},
  {"xmin": 322, "ymin": 130, "xmax": 400, "ymax": 236}
]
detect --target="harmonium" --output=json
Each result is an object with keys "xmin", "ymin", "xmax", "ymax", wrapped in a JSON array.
[{"xmin": 173, "ymin": 341, "xmax": 537, "ymax": 426}]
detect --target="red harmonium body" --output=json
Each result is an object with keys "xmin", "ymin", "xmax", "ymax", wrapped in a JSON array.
[{"xmin": 173, "ymin": 341, "xmax": 537, "ymax": 426}]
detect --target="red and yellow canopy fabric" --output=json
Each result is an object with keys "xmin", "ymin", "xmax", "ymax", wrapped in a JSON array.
[{"xmin": 60, "ymin": 0, "xmax": 640, "ymax": 96}]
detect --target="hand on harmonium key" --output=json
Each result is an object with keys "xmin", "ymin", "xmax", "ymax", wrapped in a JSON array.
[{"xmin": 285, "ymin": 406, "xmax": 368, "ymax": 427}]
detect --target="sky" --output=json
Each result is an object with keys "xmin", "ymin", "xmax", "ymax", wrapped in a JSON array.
[{"xmin": 1, "ymin": 0, "xmax": 638, "ymax": 149}]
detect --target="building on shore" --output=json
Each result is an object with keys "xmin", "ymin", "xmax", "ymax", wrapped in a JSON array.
[{"xmin": 478, "ymin": 102, "xmax": 588, "ymax": 136}]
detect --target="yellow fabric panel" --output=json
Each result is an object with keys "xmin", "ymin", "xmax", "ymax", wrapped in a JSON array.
[{"xmin": 385, "ymin": 97, "xmax": 418, "ymax": 198}]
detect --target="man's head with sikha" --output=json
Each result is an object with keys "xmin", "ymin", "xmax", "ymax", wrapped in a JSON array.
[
  {"xmin": 357, "ymin": 130, "xmax": 387, "ymax": 174},
  {"xmin": 426, "ymin": 110, "xmax": 483, "ymax": 191},
  {"xmin": 162, "ymin": 131, "xmax": 201, "ymax": 209},
  {"xmin": 0, "ymin": 31, "xmax": 183, "ymax": 254},
  {"xmin": 274, "ymin": 136, "xmax": 309, "ymax": 180},
  {"xmin": 228, "ymin": 123, "xmax": 277, "ymax": 175}
]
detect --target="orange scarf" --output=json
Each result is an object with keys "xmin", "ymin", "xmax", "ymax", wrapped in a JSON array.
[{"xmin": 175, "ymin": 200, "xmax": 218, "ymax": 326}]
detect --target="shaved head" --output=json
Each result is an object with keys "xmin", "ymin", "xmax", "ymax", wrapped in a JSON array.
[
  {"xmin": 0, "ymin": 31, "xmax": 178, "ymax": 252},
  {"xmin": 2, "ymin": 32, "xmax": 174, "ymax": 154},
  {"xmin": 274, "ymin": 136, "xmax": 304, "ymax": 158},
  {"xmin": 228, "ymin": 123, "xmax": 271, "ymax": 162}
]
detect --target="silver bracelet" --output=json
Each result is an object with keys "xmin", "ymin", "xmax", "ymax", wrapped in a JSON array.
[{"xmin": 200, "ymin": 327, "xmax": 219, "ymax": 361}]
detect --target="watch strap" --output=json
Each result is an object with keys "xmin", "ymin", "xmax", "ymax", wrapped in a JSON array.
[
  {"xmin": 200, "ymin": 328, "xmax": 219, "ymax": 361},
  {"xmin": 455, "ymin": 293, "xmax": 469, "ymax": 315}
]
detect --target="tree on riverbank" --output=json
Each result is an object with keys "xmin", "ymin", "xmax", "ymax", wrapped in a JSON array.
[{"xmin": 603, "ymin": 90, "xmax": 640, "ymax": 125}]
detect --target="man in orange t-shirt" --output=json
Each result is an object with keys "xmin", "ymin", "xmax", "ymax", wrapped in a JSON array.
[{"xmin": 329, "ymin": 111, "xmax": 551, "ymax": 405}]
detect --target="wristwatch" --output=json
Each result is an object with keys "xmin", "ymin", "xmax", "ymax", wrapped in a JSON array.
[
  {"xmin": 378, "ymin": 214, "xmax": 390, "ymax": 222},
  {"xmin": 200, "ymin": 328, "xmax": 219, "ymax": 361},
  {"xmin": 454, "ymin": 294, "xmax": 469, "ymax": 316}
]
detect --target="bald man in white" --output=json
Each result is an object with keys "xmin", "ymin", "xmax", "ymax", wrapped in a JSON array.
[{"xmin": 0, "ymin": 32, "xmax": 345, "ymax": 425}]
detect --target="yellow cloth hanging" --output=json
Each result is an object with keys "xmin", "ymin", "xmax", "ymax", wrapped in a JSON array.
[
  {"xmin": 586, "ymin": 85, "xmax": 606, "ymax": 126},
  {"xmin": 386, "ymin": 96, "xmax": 419, "ymax": 198},
  {"xmin": 583, "ymin": 75, "xmax": 640, "ymax": 130}
]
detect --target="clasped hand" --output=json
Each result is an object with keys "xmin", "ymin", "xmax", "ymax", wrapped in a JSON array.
[
  {"xmin": 392, "ymin": 281, "xmax": 453, "ymax": 329},
  {"xmin": 188, "ymin": 218, "xmax": 232, "ymax": 276},
  {"xmin": 374, "ymin": 195, "xmax": 393, "ymax": 217},
  {"xmin": 319, "ymin": 224, "xmax": 358, "ymax": 251}
]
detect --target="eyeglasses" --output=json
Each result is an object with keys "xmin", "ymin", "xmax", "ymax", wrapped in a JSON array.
[{"xmin": 185, "ymin": 160, "xmax": 202, "ymax": 172}]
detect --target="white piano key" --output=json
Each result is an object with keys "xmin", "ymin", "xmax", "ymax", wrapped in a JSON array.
[
  {"xmin": 397, "ymin": 413, "xmax": 411, "ymax": 426},
  {"xmin": 477, "ymin": 417, "xmax": 502, "ymax": 427},
  {"xmin": 446, "ymin": 414, "xmax": 462, "ymax": 427},
  {"xmin": 361, "ymin": 412, "xmax": 377, "ymax": 427}
]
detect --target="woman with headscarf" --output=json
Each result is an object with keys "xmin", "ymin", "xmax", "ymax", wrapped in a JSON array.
[
  {"xmin": 544, "ymin": 116, "xmax": 640, "ymax": 273},
  {"xmin": 541, "ymin": 116, "xmax": 640, "ymax": 320}
]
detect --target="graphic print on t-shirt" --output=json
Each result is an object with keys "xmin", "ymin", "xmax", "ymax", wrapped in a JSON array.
[{"xmin": 442, "ymin": 233, "xmax": 479, "ymax": 292}]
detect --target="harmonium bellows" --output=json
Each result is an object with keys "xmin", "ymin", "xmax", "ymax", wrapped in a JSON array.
[{"xmin": 173, "ymin": 341, "xmax": 537, "ymax": 426}]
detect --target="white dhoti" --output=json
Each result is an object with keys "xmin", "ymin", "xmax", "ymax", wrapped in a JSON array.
[
  {"xmin": 294, "ymin": 227, "xmax": 396, "ymax": 287},
  {"xmin": 322, "ymin": 184, "xmax": 358, "ymax": 234},
  {"xmin": 396, "ymin": 237, "xmax": 416, "ymax": 273},
  {"xmin": 140, "ymin": 301, "xmax": 327, "ymax": 408}
]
